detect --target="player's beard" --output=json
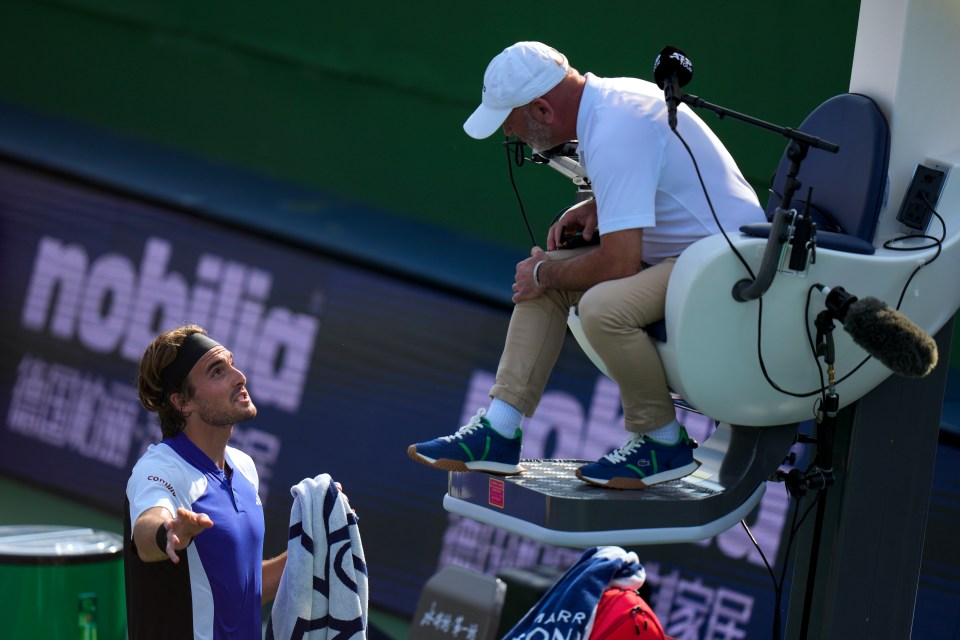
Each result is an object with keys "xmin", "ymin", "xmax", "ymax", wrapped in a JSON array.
[{"xmin": 193, "ymin": 392, "xmax": 257, "ymax": 428}]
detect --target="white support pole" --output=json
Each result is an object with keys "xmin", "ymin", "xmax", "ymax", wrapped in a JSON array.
[{"xmin": 850, "ymin": 0, "xmax": 960, "ymax": 242}]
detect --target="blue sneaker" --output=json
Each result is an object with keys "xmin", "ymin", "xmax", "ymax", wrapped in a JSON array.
[
  {"xmin": 407, "ymin": 409, "xmax": 525, "ymax": 475},
  {"xmin": 576, "ymin": 428, "xmax": 699, "ymax": 489}
]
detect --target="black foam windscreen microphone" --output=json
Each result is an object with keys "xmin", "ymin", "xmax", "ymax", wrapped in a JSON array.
[
  {"xmin": 653, "ymin": 46, "xmax": 693, "ymax": 131},
  {"xmin": 822, "ymin": 286, "xmax": 938, "ymax": 378}
]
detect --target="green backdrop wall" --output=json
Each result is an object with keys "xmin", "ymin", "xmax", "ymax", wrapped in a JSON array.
[{"xmin": 0, "ymin": 0, "xmax": 862, "ymax": 252}]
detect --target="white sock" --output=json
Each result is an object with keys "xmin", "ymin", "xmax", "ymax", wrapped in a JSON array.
[
  {"xmin": 485, "ymin": 398, "xmax": 523, "ymax": 439},
  {"xmin": 644, "ymin": 419, "xmax": 681, "ymax": 443}
]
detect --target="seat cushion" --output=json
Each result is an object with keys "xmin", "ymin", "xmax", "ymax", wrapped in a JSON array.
[{"xmin": 740, "ymin": 222, "xmax": 876, "ymax": 255}]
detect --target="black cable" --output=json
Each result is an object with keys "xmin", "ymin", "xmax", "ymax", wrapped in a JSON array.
[
  {"xmin": 804, "ymin": 286, "xmax": 829, "ymax": 407},
  {"xmin": 749, "ymin": 203, "xmax": 945, "ymax": 628},
  {"xmin": 768, "ymin": 187, "xmax": 845, "ymax": 234},
  {"xmin": 673, "ymin": 126, "xmax": 835, "ymax": 402},
  {"xmin": 753, "ymin": 290, "xmax": 828, "ymax": 407},
  {"xmin": 782, "ymin": 490, "xmax": 827, "ymax": 639},
  {"xmin": 740, "ymin": 516, "xmax": 780, "ymax": 640},
  {"xmin": 675, "ymin": 125, "xmax": 831, "ymax": 407},
  {"xmin": 882, "ymin": 193, "xmax": 946, "ymax": 256},
  {"xmin": 503, "ymin": 137, "xmax": 538, "ymax": 248},
  {"xmin": 741, "ymin": 485, "xmax": 827, "ymax": 640},
  {"xmin": 798, "ymin": 488, "xmax": 832, "ymax": 640},
  {"xmin": 741, "ymin": 518, "xmax": 777, "ymax": 588},
  {"xmin": 672, "ymin": 132, "xmax": 939, "ymax": 639},
  {"xmin": 883, "ymin": 198, "xmax": 946, "ymax": 307},
  {"xmin": 755, "ymin": 195, "xmax": 946, "ymax": 398},
  {"xmin": 673, "ymin": 128, "xmax": 756, "ymax": 280},
  {"xmin": 774, "ymin": 497, "xmax": 804, "ymax": 640},
  {"xmin": 744, "ymin": 207, "xmax": 946, "ymax": 635},
  {"xmin": 791, "ymin": 488, "xmax": 826, "ymax": 535}
]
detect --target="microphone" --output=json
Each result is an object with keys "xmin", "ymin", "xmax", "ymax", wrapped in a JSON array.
[
  {"xmin": 820, "ymin": 286, "xmax": 938, "ymax": 378},
  {"xmin": 653, "ymin": 46, "xmax": 693, "ymax": 131}
]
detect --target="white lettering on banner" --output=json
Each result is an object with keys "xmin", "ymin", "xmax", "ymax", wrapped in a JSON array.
[
  {"xmin": 7, "ymin": 355, "xmax": 138, "ymax": 468},
  {"xmin": 438, "ymin": 514, "xmax": 582, "ymax": 576},
  {"xmin": 450, "ymin": 370, "xmax": 789, "ymax": 568},
  {"xmin": 9, "ymin": 354, "xmax": 281, "ymax": 501},
  {"xmin": 645, "ymin": 563, "xmax": 753, "ymax": 640},
  {"xmin": 418, "ymin": 601, "xmax": 480, "ymax": 640},
  {"xmin": 20, "ymin": 235, "xmax": 320, "ymax": 412}
]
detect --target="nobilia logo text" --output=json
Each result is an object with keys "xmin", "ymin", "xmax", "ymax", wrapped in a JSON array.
[{"xmin": 21, "ymin": 235, "xmax": 319, "ymax": 412}]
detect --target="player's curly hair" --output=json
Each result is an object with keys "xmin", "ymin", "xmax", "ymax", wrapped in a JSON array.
[{"xmin": 137, "ymin": 324, "xmax": 206, "ymax": 439}]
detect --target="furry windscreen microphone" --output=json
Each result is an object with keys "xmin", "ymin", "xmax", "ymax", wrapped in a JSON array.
[{"xmin": 841, "ymin": 296, "xmax": 939, "ymax": 378}]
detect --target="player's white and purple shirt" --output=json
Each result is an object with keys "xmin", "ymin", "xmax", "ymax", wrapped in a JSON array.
[{"xmin": 124, "ymin": 432, "xmax": 264, "ymax": 640}]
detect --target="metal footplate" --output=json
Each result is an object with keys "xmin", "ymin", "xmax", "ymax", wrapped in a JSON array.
[{"xmin": 443, "ymin": 422, "xmax": 798, "ymax": 547}]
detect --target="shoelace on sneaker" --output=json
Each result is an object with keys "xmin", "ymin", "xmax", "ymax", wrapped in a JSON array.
[
  {"xmin": 439, "ymin": 408, "xmax": 488, "ymax": 442},
  {"xmin": 603, "ymin": 432, "xmax": 647, "ymax": 463}
]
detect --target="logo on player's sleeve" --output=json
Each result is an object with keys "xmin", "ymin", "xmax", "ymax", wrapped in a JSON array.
[{"xmin": 147, "ymin": 475, "xmax": 177, "ymax": 497}]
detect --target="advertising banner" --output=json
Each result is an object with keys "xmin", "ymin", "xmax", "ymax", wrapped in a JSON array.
[{"xmin": 1, "ymin": 158, "xmax": 810, "ymax": 637}]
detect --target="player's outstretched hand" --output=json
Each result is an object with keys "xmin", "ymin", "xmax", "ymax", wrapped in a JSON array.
[{"xmin": 162, "ymin": 508, "xmax": 214, "ymax": 563}]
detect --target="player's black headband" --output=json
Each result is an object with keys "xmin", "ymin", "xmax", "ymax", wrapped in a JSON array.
[{"xmin": 160, "ymin": 333, "xmax": 221, "ymax": 393}]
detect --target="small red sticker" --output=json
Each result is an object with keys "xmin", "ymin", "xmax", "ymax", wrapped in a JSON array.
[{"xmin": 489, "ymin": 478, "xmax": 505, "ymax": 508}]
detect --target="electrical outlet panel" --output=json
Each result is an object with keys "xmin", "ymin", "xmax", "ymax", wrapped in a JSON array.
[{"xmin": 897, "ymin": 161, "xmax": 949, "ymax": 233}]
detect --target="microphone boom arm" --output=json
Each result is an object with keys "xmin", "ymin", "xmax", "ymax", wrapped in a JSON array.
[
  {"xmin": 680, "ymin": 94, "xmax": 840, "ymax": 153},
  {"xmin": 679, "ymin": 93, "xmax": 841, "ymax": 302}
]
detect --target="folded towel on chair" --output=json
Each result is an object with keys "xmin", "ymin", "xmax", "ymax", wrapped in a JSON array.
[{"xmin": 267, "ymin": 474, "xmax": 368, "ymax": 640}]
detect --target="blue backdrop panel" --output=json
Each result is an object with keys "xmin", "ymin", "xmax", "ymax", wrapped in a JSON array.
[
  {"xmin": 0, "ymin": 158, "xmax": 526, "ymax": 612},
  {"xmin": 3, "ymin": 157, "xmax": 957, "ymax": 637}
]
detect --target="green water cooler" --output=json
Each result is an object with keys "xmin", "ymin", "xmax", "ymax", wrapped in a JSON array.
[{"xmin": 0, "ymin": 525, "xmax": 125, "ymax": 639}]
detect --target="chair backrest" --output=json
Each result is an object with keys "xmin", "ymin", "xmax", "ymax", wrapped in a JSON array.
[{"xmin": 764, "ymin": 93, "xmax": 891, "ymax": 248}]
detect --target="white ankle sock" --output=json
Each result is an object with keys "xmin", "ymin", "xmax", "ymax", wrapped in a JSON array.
[
  {"xmin": 644, "ymin": 419, "xmax": 681, "ymax": 443},
  {"xmin": 485, "ymin": 398, "xmax": 523, "ymax": 438}
]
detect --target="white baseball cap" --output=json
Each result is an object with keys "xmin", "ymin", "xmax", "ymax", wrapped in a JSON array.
[{"xmin": 463, "ymin": 41, "xmax": 569, "ymax": 140}]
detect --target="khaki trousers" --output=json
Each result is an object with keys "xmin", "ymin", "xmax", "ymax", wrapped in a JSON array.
[{"xmin": 490, "ymin": 251, "xmax": 677, "ymax": 433}]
